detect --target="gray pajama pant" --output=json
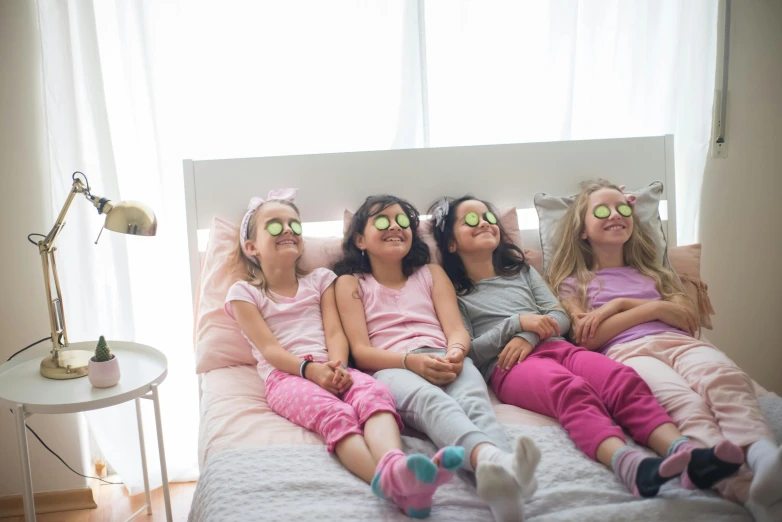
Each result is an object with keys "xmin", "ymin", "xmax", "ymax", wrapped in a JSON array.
[{"xmin": 373, "ymin": 348, "xmax": 511, "ymax": 471}]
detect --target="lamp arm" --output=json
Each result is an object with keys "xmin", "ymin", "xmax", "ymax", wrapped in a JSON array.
[
  {"xmin": 38, "ymin": 177, "xmax": 112, "ymax": 355},
  {"xmin": 40, "ymin": 179, "xmax": 89, "ymax": 252}
]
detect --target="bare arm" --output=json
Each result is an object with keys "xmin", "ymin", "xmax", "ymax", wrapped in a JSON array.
[
  {"xmin": 605, "ymin": 295, "xmax": 697, "ymax": 334},
  {"xmin": 321, "ymin": 282, "xmax": 349, "ymax": 365},
  {"xmin": 429, "ymin": 264, "xmax": 471, "ymax": 353},
  {"xmin": 231, "ymin": 300, "xmax": 306, "ymax": 376},
  {"xmin": 560, "ymin": 297, "xmax": 660, "ymax": 351},
  {"xmin": 334, "ymin": 275, "xmax": 406, "ymax": 372}
]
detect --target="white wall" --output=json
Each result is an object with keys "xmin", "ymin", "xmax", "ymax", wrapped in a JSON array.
[
  {"xmin": 700, "ymin": 0, "xmax": 782, "ymax": 394},
  {"xmin": 0, "ymin": 0, "xmax": 90, "ymax": 495}
]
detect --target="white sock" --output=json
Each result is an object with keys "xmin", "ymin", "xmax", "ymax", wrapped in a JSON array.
[
  {"xmin": 512, "ymin": 436, "xmax": 541, "ymax": 497},
  {"xmin": 747, "ymin": 440, "xmax": 782, "ymax": 507},
  {"xmin": 745, "ymin": 499, "xmax": 782, "ymax": 522},
  {"xmin": 476, "ymin": 462, "xmax": 525, "ymax": 522},
  {"xmin": 477, "ymin": 437, "xmax": 541, "ymax": 498}
]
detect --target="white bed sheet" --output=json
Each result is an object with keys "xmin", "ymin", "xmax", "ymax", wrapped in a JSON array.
[{"xmin": 194, "ymin": 364, "xmax": 781, "ymax": 522}]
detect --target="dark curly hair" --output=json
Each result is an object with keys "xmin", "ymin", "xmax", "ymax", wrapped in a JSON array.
[
  {"xmin": 430, "ymin": 195, "xmax": 527, "ymax": 295},
  {"xmin": 334, "ymin": 194, "xmax": 430, "ymax": 277}
]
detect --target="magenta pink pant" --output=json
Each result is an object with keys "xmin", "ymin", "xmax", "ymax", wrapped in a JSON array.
[
  {"xmin": 266, "ymin": 368, "xmax": 403, "ymax": 452},
  {"xmin": 491, "ymin": 340, "xmax": 672, "ymax": 459}
]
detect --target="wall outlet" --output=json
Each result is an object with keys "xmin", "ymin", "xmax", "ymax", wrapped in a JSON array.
[{"xmin": 711, "ymin": 90, "xmax": 729, "ymax": 159}]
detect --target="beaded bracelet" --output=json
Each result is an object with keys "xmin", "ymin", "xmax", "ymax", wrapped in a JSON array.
[
  {"xmin": 448, "ymin": 343, "xmax": 467, "ymax": 353},
  {"xmin": 402, "ymin": 352, "xmax": 410, "ymax": 370}
]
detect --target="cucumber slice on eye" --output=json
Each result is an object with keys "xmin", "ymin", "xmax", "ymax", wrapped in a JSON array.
[
  {"xmin": 617, "ymin": 204, "xmax": 633, "ymax": 217},
  {"xmin": 395, "ymin": 213, "xmax": 411, "ymax": 229},
  {"xmin": 374, "ymin": 216, "xmax": 391, "ymax": 230},
  {"xmin": 484, "ymin": 211, "xmax": 497, "ymax": 225},
  {"xmin": 464, "ymin": 211, "xmax": 480, "ymax": 227},
  {"xmin": 290, "ymin": 221, "xmax": 303, "ymax": 235},
  {"xmin": 593, "ymin": 205, "xmax": 611, "ymax": 219},
  {"xmin": 266, "ymin": 222, "xmax": 284, "ymax": 236}
]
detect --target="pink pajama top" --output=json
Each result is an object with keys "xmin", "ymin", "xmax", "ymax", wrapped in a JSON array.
[
  {"xmin": 561, "ymin": 266, "xmax": 687, "ymax": 353},
  {"xmin": 225, "ymin": 268, "xmax": 337, "ymax": 380},
  {"xmin": 357, "ymin": 265, "xmax": 447, "ymax": 354}
]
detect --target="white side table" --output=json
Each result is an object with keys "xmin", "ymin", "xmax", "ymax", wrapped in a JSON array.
[{"xmin": 0, "ymin": 341, "xmax": 172, "ymax": 522}]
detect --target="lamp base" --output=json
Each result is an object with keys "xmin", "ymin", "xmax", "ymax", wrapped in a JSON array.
[{"xmin": 40, "ymin": 350, "xmax": 92, "ymax": 380}]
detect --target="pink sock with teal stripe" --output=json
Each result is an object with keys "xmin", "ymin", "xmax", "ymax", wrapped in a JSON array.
[{"xmin": 372, "ymin": 447, "xmax": 464, "ymax": 518}]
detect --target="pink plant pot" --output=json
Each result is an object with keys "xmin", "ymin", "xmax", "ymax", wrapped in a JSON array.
[{"xmin": 88, "ymin": 356, "xmax": 121, "ymax": 388}]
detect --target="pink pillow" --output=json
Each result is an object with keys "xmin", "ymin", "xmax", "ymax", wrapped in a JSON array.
[
  {"xmin": 523, "ymin": 244, "xmax": 715, "ymax": 329},
  {"xmin": 343, "ymin": 207, "xmax": 522, "ymax": 264},
  {"xmin": 194, "ymin": 217, "xmax": 342, "ymax": 373},
  {"xmin": 667, "ymin": 244, "xmax": 715, "ymax": 329}
]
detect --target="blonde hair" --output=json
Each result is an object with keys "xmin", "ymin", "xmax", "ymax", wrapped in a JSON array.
[
  {"xmin": 547, "ymin": 179, "xmax": 688, "ymax": 312},
  {"xmin": 233, "ymin": 201, "xmax": 309, "ymax": 298}
]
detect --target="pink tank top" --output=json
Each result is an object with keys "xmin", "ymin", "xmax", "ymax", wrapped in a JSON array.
[{"xmin": 358, "ymin": 265, "xmax": 448, "ymax": 354}]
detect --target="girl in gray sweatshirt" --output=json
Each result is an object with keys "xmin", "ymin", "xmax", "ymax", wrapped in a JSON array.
[{"xmin": 430, "ymin": 195, "xmax": 741, "ymax": 498}]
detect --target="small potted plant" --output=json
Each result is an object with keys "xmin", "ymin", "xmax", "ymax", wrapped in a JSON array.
[{"xmin": 88, "ymin": 336, "xmax": 121, "ymax": 388}]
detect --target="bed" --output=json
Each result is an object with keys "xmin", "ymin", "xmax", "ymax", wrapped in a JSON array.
[{"xmin": 183, "ymin": 135, "xmax": 781, "ymax": 521}]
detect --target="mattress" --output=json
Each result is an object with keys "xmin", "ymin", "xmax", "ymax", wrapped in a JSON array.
[{"xmin": 191, "ymin": 364, "xmax": 782, "ymax": 521}]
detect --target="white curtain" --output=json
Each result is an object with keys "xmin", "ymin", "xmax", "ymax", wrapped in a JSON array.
[
  {"xmin": 35, "ymin": 0, "xmax": 717, "ymax": 494},
  {"xmin": 423, "ymin": 0, "xmax": 718, "ymax": 244}
]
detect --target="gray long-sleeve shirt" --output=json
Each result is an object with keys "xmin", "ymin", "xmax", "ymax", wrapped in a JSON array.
[{"xmin": 457, "ymin": 267, "xmax": 571, "ymax": 381}]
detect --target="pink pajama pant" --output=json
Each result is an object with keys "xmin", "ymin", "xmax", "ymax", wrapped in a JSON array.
[
  {"xmin": 265, "ymin": 368, "xmax": 403, "ymax": 452},
  {"xmin": 606, "ymin": 332, "xmax": 775, "ymax": 504},
  {"xmin": 491, "ymin": 339, "xmax": 672, "ymax": 459}
]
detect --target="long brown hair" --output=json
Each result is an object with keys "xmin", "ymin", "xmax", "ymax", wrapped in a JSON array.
[
  {"xmin": 430, "ymin": 196, "xmax": 527, "ymax": 295},
  {"xmin": 547, "ymin": 179, "xmax": 687, "ymax": 311},
  {"xmin": 333, "ymin": 195, "xmax": 429, "ymax": 277},
  {"xmin": 233, "ymin": 200, "xmax": 309, "ymax": 298}
]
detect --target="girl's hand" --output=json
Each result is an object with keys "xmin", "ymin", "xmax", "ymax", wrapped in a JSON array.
[
  {"xmin": 304, "ymin": 362, "xmax": 340, "ymax": 394},
  {"xmin": 573, "ymin": 300, "xmax": 623, "ymax": 344},
  {"xmin": 331, "ymin": 362, "xmax": 353, "ymax": 394},
  {"xmin": 408, "ymin": 353, "xmax": 457, "ymax": 386},
  {"xmin": 498, "ymin": 337, "xmax": 534, "ymax": 370},
  {"xmin": 444, "ymin": 348, "xmax": 465, "ymax": 376},
  {"xmin": 654, "ymin": 301, "xmax": 698, "ymax": 336},
  {"xmin": 519, "ymin": 314, "xmax": 560, "ymax": 340}
]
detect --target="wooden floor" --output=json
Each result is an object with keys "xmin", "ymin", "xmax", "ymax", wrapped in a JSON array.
[{"xmin": 1, "ymin": 481, "xmax": 196, "ymax": 522}]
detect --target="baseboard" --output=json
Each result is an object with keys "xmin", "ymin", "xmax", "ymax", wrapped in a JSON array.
[{"xmin": 0, "ymin": 487, "xmax": 96, "ymax": 517}]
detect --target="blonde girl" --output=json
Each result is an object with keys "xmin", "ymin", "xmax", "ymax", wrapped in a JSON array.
[{"xmin": 548, "ymin": 179, "xmax": 782, "ymax": 521}]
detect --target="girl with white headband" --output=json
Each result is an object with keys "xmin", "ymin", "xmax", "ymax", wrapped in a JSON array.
[{"xmin": 225, "ymin": 189, "xmax": 462, "ymax": 519}]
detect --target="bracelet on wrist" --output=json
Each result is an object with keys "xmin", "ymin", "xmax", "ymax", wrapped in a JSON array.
[
  {"xmin": 401, "ymin": 352, "xmax": 410, "ymax": 370},
  {"xmin": 448, "ymin": 343, "xmax": 467, "ymax": 353},
  {"xmin": 299, "ymin": 354, "xmax": 315, "ymax": 378}
]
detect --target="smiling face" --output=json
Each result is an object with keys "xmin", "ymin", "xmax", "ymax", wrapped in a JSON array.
[
  {"xmin": 243, "ymin": 201, "xmax": 303, "ymax": 266},
  {"xmin": 449, "ymin": 200, "xmax": 500, "ymax": 256},
  {"xmin": 355, "ymin": 203, "xmax": 413, "ymax": 262},
  {"xmin": 582, "ymin": 188, "xmax": 634, "ymax": 247}
]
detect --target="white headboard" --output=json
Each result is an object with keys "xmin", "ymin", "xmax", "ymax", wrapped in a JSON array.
[{"xmin": 183, "ymin": 134, "xmax": 676, "ymax": 304}]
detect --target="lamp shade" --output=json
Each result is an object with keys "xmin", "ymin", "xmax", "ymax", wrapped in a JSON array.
[{"xmin": 104, "ymin": 201, "xmax": 158, "ymax": 236}]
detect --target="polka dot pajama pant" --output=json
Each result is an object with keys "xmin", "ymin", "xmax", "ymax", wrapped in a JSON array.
[{"xmin": 265, "ymin": 368, "xmax": 403, "ymax": 451}]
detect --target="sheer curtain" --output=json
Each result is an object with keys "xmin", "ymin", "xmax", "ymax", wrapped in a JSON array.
[
  {"xmin": 424, "ymin": 0, "xmax": 718, "ymax": 244},
  {"xmin": 35, "ymin": 0, "xmax": 717, "ymax": 493}
]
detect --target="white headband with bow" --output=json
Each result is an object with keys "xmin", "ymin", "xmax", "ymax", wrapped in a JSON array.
[{"xmin": 240, "ymin": 188, "xmax": 298, "ymax": 263}]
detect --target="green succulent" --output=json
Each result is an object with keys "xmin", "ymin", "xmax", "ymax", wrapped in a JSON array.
[{"xmin": 94, "ymin": 336, "xmax": 113, "ymax": 362}]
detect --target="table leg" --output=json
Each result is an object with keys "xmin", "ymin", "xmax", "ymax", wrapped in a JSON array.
[
  {"xmin": 135, "ymin": 398, "xmax": 152, "ymax": 515},
  {"xmin": 14, "ymin": 405, "xmax": 36, "ymax": 522},
  {"xmin": 150, "ymin": 384, "xmax": 172, "ymax": 521}
]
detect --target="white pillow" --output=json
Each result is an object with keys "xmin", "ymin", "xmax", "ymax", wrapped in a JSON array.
[{"xmin": 534, "ymin": 181, "xmax": 669, "ymax": 274}]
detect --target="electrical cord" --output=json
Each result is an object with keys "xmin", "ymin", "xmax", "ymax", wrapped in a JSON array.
[
  {"xmin": 6, "ymin": 337, "xmax": 121, "ymax": 485},
  {"xmin": 27, "ymin": 233, "xmax": 46, "ymax": 246}
]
